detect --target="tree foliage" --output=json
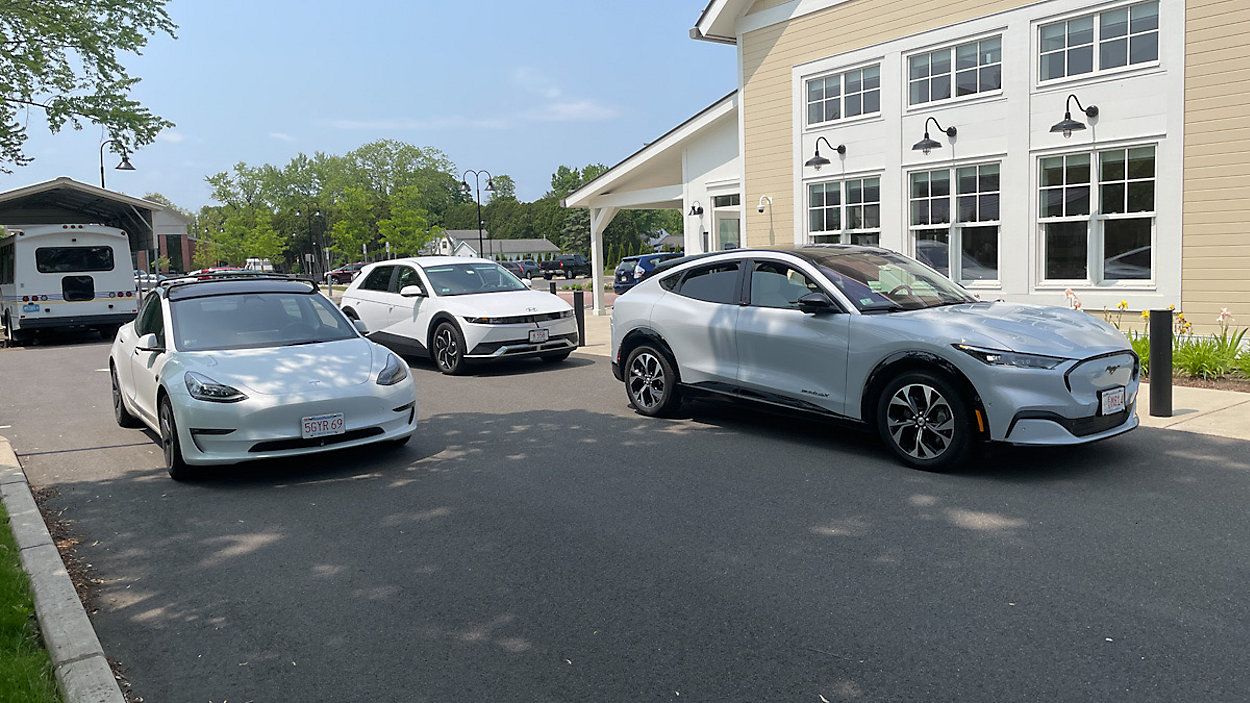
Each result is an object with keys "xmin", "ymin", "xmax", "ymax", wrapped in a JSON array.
[
  {"xmin": 0, "ymin": 0, "xmax": 177, "ymax": 171},
  {"xmin": 192, "ymin": 140, "xmax": 677, "ymax": 269}
]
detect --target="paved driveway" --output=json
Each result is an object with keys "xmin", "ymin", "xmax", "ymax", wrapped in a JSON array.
[{"xmin": 1, "ymin": 339, "xmax": 1249, "ymax": 702}]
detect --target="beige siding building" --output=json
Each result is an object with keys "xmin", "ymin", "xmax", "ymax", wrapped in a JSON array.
[{"xmin": 572, "ymin": 0, "xmax": 1248, "ymax": 326}]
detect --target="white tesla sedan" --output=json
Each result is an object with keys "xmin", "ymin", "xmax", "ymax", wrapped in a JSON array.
[
  {"xmin": 338, "ymin": 257, "xmax": 577, "ymax": 375},
  {"xmin": 109, "ymin": 276, "xmax": 418, "ymax": 479}
]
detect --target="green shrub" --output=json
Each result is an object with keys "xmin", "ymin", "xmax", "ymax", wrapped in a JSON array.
[
  {"xmin": 1172, "ymin": 336, "xmax": 1237, "ymax": 379},
  {"xmin": 1129, "ymin": 332, "xmax": 1150, "ymax": 376},
  {"xmin": 1238, "ymin": 351, "xmax": 1250, "ymax": 378}
]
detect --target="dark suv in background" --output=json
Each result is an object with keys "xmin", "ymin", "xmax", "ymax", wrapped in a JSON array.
[{"xmin": 614, "ymin": 252, "xmax": 683, "ymax": 294}]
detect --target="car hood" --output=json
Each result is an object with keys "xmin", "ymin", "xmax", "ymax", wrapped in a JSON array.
[
  {"xmin": 895, "ymin": 302, "xmax": 1130, "ymax": 358},
  {"xmin": 178, "ymin": 337, "xmax": 376, "ymax": 395},
  {"xmin": 437, "ymin": 289, "xmax": 571, "ymax": 317}
]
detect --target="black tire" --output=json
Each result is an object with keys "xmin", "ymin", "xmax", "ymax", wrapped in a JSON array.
[
  {"xmin": 2, "ymin": 314, "xmax": 27, "ymax": 347},
  {"xmin": 431, "ymin": 321, "xmax": 468, "ymax": 375},
  {"xmin": 95, "ymin": 324, "xmax": 121, "ymax": 341},
  {"xmin": 388, "ymin": 435, "xmax": 411, "ymax": 448},
  {"xmin": 564, "ymin": 270, "xmax": 574, "ymax": 280},
  {"xmin": 540, "ymin": 350, "xmax": 572, "ymax": 364},
  {"xmin": 624, "ymin": 344, "xmax": 681, "ymax": 417},
  {"xmin": 876, "ymin": 369, "xmax": 975, "ymax": 471},
  {"xmin": 158, "ymin": 397, "xmax": 194, "ymax": 480},
  {"xmin": 111, "ymin": 366, "xmax": 142, "ymax": 428}
]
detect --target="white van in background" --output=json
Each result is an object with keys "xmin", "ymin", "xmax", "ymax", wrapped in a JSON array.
[{"xmin": 0, "ymin": 224, "xmax": 139, "ymax": 344}]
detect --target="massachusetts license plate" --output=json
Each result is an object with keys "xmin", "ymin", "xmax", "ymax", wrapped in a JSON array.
[
  {"xmin": 529, "ymin": 328, "xmax": 550, "ymax": 343},
  {"xmin": 301, "ymin": 413, "xmax": 345, "ymax": 439},
  {"xmin": 1100, "ymin": 387, "xmax": 1126, "ymax": 415}
]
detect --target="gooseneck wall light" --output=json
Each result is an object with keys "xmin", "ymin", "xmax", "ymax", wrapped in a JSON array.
[
  {"xmin": 912, "ymin": 117, "xmax": 958, "ymax": 155},
  {"xmin": 1050, "ymin": 94, "xmax": 1099, "ymax": 138},
  {"xmin": 804, "ymin": 136, "xmax": 846, "ymax": 171}
]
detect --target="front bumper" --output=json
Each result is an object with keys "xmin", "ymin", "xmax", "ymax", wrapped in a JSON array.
[
  {"xmin": 171, "ymin": 381, "xmax": 417, "ymax": 466},
  {"xmin": 16, "ymin": 311, "xmax": 137, "ymax": 330},
  {"xmin": 1005, "ymin": 404, "xmax": 1139, "ymax": 445},
  {"xmin": 463, "ymin": 317, "xmax": 578, "ymax": 359}
]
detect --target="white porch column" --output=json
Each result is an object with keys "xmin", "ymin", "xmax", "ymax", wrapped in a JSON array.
[{"xmin": 589, "ymin": 206, "xmax": 618, "ymax": 316}]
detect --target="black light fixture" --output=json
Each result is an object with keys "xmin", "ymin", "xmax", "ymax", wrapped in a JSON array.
[
  {"xmin": 1050, "ymin": 94, "xmax": 1099, "ymax": 138},
  {"xmin": 98, "ymin": 139, "xmax": 135, "ymax": 188},
  {"xmin": 804, "ymin": 136, "xmax": 846, "ymax": 171},
  {"xmin": 688, "ymin": 202, "xmax": 704, "ymax": 217},
  {"xmin": 116, "ymin": 153, "xmax": 135, "ymax": 172},
  {"xmin": 912, "ymin": 117, "xmax": 957, "ymax": 155}
]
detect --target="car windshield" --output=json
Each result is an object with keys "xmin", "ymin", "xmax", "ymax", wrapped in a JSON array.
[
  {"xmin": 422, "ymin": 262, "xmax": 526, "ymax": 296},
  {"xmin": 805, "ymin": 248, "xmax": 977, "ymax": 312},
  {"xmin": 171, "ymin": 292, "xmax": 357, "ymax": 351}
]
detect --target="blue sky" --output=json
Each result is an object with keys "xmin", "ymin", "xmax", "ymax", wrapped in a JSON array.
[{"xmin": 8, "ymin": 0, "xmax": 733, "ymax": 209}]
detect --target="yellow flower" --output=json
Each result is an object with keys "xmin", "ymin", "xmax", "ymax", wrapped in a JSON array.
[
  {"xmin": 1117, "ymin": 300, "xmax": 1129, "ymax": 310},
  {"xmin": 1168, "ymin": 304, "xmax": 1176, "ymax": 311},
  {"xmin": 1140, "ymin": 311, "xmax": 1150, "ymax": 320}
]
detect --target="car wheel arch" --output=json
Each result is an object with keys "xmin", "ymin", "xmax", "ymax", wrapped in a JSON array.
[
  {"xmin": 426, "ymin": 313, "xmax": 462, "ymax": 355},
  {"xmin": 619, "ymin": 327, "xmax": 679, "ymax": 372},
  {"xmin": 861, "ymin": 351, "xmax": 986, "ymax": 436}
]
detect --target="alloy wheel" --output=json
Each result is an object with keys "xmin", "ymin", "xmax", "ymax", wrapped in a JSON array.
[
  {"xmin": 159, "ymin": 403, "xmax": 175, "ymax": 468},
  {"xmin": 628, "ymin": 352, "xmax": 666, "ymax": 410},
  {"xmin": 111, "ymin": 371, "xmax": 122, "ymax": 415},
  {"xmin": 434, "ymin": 327, "xmax": 459, "ymax": 370},
  {"xmin": 886, "ymin": 383, "xmax": 956, "ymax": 460}
]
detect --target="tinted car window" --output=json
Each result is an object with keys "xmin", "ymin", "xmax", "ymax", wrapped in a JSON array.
[
  {"xmin": 676, "ymin": 262, "xmax": 741, "ymax": 304},
  {"xmin": 35, "ymin": 246, "xmax": 114, "ymax": 273},
  {"xmin": 135, "ymin": 295, "xmax": 165, "ymax": 342},
  {"xmin": 359, "ymin": 266, "xmax": 394, "ymax": 291},
  {"xmin": 749, "ymin": 261, "xmax": 823, "ymax": 310},
  {"xmin": 391, "ymin": 266, "xmax": 423, "ymax": 293}
]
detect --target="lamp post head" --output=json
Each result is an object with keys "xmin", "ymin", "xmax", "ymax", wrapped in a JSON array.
[
  {"xmin": 486, "ymin": 179, "xmax": 496, "ymax": 193},
  {"xmin": 115, "ymin": 154, "xmax": 135, "ymax": 172},
  {"xmin": 460, "ymin": 180, "xmax": 471, "ymax": 194}
]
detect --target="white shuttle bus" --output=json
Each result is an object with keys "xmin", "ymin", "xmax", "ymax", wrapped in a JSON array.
[{"xmin": 0, "ymin": 224, "xmax": 139, "ymax": 344}]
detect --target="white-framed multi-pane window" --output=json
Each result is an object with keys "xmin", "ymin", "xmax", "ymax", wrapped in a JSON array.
[
  {"xmin": 908, "ymin": 163, "xmax": 1001, "ymax": 284},
  {"xmin": 1038, "ymin": 0, "xmax": 1159, "ymax": 83},
  {"xmin": 1039, "ymin": 145, "xmax": 1155, "ymax": 284},
  {"xmin": 808, "ymin": 177, "xmax": 881, "ymax": 245},
  {"xmin": 805, "ymin": 65, "xmax": 881, "ymax": 126},
  {"xmin": 908, "ymin": 35, "xmax": 1002, "ymax": 106}
]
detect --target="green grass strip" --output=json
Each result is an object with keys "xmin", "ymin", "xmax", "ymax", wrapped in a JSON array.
[{"xmin": 0, "ymin": 503, "xmax": 61, "ymax": 703}]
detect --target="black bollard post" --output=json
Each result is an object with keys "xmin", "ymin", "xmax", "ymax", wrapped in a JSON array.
[
  {"xmin": 573, "ymin": 290, "xmax": 586, "ymax": 347},
  {"xmin": 548, "ymin": 281, "xmax": 557, "ymax": 296},
  {"xmin": 1148, "ymin": 309, "xmax": 1172, "ymax": 417}
]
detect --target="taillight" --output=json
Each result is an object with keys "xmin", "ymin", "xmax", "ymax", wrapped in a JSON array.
[
  {"xmin": 108, "ymin": 292, "xmax": 116, "ymax": 298},
  {"xmin": 21, "ymin": 296, "xmax": 28, "ymax": 302}
]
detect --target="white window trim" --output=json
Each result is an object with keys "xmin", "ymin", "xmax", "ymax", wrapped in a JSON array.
[
  {"xmin": 1035, "ymin": 143, "xmax": 1158, "ymax": 289},
  {"xmin": 903, "ymin": 31, "xmax": 1005, "ymax": 112},
  {"xmin": 906, "ymin": 162, "xmax": 1004, "ymax": 287},
  {"xmin": 1033, "ymin": 0, "xmax": 1161, "ymax": 89},
  {"xmin": 805, "ymin": 174, "xmax": 883, "ymax": 244},
  {"xmin": 803, "ymin": 60, "xmax": 883, "ymax": 130}
]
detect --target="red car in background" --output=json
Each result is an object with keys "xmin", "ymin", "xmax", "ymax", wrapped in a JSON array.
[{"xmin": 325, "ymin": 262, "xmax": 366, "ymax": 284}]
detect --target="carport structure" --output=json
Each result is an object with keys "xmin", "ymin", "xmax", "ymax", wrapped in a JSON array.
[
  {"xmin": 562, "ymin": 92, "xmax": 740, "ymax": 315},
  {"xmin": 0, "ymin": 177, "xmax": 188, "ymax": 270}
]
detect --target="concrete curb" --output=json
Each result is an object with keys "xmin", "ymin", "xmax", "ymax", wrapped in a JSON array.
[{"xmin": 0, "ymin": 436, "xmax": 125, "ymax": 703}]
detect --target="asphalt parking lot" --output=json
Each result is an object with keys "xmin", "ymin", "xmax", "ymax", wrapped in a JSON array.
[{"xmin": 2, "ymin": 336, "xmax": 1250, "ymax": 702}]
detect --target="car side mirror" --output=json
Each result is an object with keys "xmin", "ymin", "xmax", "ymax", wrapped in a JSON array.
[
  {"xmin": 136, "ymin": 332, "xmax": 165, "ymax": 353},
  {"xmin": 351, "ymin": 319, "xmax": 369, "ymax": 334},
  {"xmin": 797, "ymin": 292, "xmax": 838, "ymax": 315},
  {"xmin": 399, "ymin": 285, "xmax": 425, "ymax": 298}
]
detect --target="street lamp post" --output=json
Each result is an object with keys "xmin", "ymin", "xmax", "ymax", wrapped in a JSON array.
[
  {"xmin": 294, "ymin": 207, "xmax": 324, "ymax": 277},
  {"xmin": 460, "ymin": 169, "xmax": 495, "ymax": 258},
  {"xmin": 98, "ymin": 139, "xmax": 135, "ymax": 189}
]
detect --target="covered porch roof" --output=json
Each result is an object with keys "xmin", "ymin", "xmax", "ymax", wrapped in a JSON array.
[
  {"xmin": 562, "ymin": 91, "xmax": 737, "ymax": 212},
  {"xmin": 562, "ymin": 92, "xmax": 738, "ymax": 316}
]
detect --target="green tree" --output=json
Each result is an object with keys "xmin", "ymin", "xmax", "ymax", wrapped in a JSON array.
[
  {"xmin": 329, "ymin": 186, "xmax": 377, "ymax": 261},
  {"xmin": 245, "ymin": 217, "xmax": 285, "ymax": 263},
  {"xmin": 0, "ymin": 0, "xmax": 177, "ymax": 171},
  {"xmin": 378, "ymin": 185, "xmax": 442, "ymax": 256}
]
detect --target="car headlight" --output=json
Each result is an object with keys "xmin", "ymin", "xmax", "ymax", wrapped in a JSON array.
[
  {"xmin": 465, "ymin": 316, "xmax": 507, "ymax": 324},
  {"xmin": 954, "ymin": 344, "xmax": 1068, "ymax": 370},
  {"xmin": 184, "ymin": 371, "xmax": 248, "ymax": 402},
  {"xmin": 377, "ymin": 353, "xmax": 409, "ymax": 386}
]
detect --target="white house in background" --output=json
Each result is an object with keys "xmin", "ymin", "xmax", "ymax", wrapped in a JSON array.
[{"xmin": 426, "ymin": 230, "xmax": 562, "ymax": 260}]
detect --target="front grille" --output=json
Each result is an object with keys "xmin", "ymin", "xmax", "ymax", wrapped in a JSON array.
[
  {"xmin": 249, "ymin": 427, "xmax": 384, "ymax": 453},
  {"xmin": 474, "ymin": 312, "xmax": 570, "ymax": 325},
  {"xmin": 1065, "ymin": 405, "xmax": 1133, "ymax": 437},
  {"xmin": 470, "ymin": 332, "xmax": 577, "ymax": 356}
]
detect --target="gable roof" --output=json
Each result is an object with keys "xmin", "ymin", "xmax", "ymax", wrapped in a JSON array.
[
  {"xmin": 691, "ymin": 0, "xmax": 752, "ymax": 43},
  {"xmin": 562, "ymin": 91, "xmax": 737, "ymax": 210}
]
